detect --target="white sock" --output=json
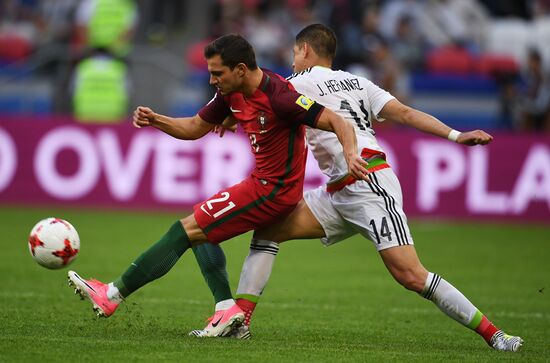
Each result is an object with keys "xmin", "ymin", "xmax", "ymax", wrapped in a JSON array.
[
  {"xmin": 215, "ymin": 298, "xmax": 235, "ymax": 311},
  {"xmin": 236, "ymin": 239, "xmax": 279, "ymax": 298},
  {"xmin": 107, "ymin": 282, "xmax": 124, "ymax": 303},
  {"xmin": 421, "ymin": 272, "xmax": 479, "ymax": 326}
]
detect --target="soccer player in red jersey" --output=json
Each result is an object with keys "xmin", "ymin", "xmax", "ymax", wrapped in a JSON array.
[{"xmin": 67, "ymin": 34, "xmax": 368, "ymax": 336}]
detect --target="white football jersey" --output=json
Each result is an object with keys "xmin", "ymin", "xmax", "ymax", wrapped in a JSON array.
[{"xmin": 288, "ymin": 66, "xmax": 395, "ymax": 182}]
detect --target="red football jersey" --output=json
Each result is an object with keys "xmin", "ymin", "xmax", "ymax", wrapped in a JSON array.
[{"xmin": 198, "ymin": 69, "xmax": 324, "ymax": 186}]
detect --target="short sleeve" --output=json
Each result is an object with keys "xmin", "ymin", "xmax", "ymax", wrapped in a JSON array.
[
  {"xmin": 271, "ymin": 86, "xmax": 324, "ymax": 128},
  {"xmin": 364, "ymin": 79, "xmax": 395, "ymax": 122},
  {"xmin": 198, "ymin": 91, "xmax": 230, "ymax": 124}
]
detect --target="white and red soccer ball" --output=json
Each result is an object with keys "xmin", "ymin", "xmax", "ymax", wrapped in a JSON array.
[{"xmin": 28, "ymin": 218, "xmax": 80, "ymax": 269}]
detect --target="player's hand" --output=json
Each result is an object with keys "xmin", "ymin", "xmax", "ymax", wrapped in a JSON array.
[
  {"xmin": 212, "ymin": 117, "xmax": 238, "ymax": 137},
  {"xmin": 457, "ymin": 130, "xmax": 493, "ymax": 146},
  {"xmin": 212, "ymin": 123, "xmax": 237, "ymax": 137},
  {"xmin": 347, "ymin": 154, "xmax": 370, "ymax": 182},
  {"xmin": 133, "ymin": 106, "xmax": 156, "ymax": 128}
]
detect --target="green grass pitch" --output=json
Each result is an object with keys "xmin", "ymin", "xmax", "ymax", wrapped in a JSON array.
[{"xmin": 1, "ymin": 206, "xmax": 549, "ymax": 362}]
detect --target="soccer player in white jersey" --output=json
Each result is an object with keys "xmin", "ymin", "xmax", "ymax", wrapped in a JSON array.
[{"xmin": 190, "ymin": 24, "xmax": 523, "ymax": 351}]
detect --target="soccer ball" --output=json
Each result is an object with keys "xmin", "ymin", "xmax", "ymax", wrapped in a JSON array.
[{"xmin": 28, "ymin": 218, "xmax": 80, "ymax": 269}]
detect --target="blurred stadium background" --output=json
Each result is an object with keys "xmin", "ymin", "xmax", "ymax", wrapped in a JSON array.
[
  {"xmin": 0, "ymin": 0, "xmax": 549, "ymax": 128},
  {"xmin": 0, "ymin": 0, "xmax": 549, "ymax": 361}
]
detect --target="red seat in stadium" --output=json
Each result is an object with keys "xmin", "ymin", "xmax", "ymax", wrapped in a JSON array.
[
  {"xmin": 0, "ymin": 34, "xmax": 32, "ymax": 62},
  {"xmin": 426, "ymin": 46, "xmax": 475, "ymax": 75},
  {"xmin": 475, "ymin": 54, "xmax": 519, "ymax": 76}
]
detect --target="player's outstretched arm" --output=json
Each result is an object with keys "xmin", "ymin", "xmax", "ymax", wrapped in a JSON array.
[
  {"xmin": 133, "ymin": 106, "xmax": 215, "ymax": 140},
  {"xmin": 379, "ymin": 99, "xmax": 493, "ymax": 146},
  {"xmin": 315, "ymin": 108, "xmax": 369, "ymax": 180}
]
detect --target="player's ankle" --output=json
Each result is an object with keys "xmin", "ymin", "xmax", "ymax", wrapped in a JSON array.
[
  {"xmin": 236, "ymin": 298, "xmax": 257, "ymax": 326},
  {"xmin": 215, "ymin": 298, "xmax": 236, "ymax": 311},
  {"xmin": 475, "ymin": 315, "xmax": 500, "ymax": 344},
  {"xmin": 106, "ymin": 282, "xmax": 124, "ymax": 303}
]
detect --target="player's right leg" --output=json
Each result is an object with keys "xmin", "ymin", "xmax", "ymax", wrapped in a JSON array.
[
  {"xmin": 189, "ymin": 176, "xmax": 302, "ymax": 337},
  {"xmin": 188, "ymin": 243, "xmax": 243, "ymax": 338},
  {"xmin": 68, "ymin": 216, "xmax": 204, "ymax": 317},
  {"xmin": 189, "ymin": 197, "xmax": 328, "ymax": 338}
]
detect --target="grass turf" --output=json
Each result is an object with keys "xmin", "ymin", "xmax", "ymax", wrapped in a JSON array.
[{"xmin": 0, "ymin": 206, "xmax": 549, "ymax": 362}]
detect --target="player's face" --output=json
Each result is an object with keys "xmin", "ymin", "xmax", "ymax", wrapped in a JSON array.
[
  {"xmin": 292, "ymin": 44, "xmax": 307, "ymax": 73},
  {"xmin": 207, "ymin": 54, "xmax": 243, "ymax": 95}
]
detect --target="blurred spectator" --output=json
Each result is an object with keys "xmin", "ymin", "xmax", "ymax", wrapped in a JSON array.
[
  {"xmin": 142, "ymin": 0, "xmax": 186, "ymax": 44},
  {"xmin": 492, "ymin": 71, "xmax": 521, "ymax": 130},
  {"xmin": 339, "ymin": 6, "xmax": 382, "ymax": 66},
  {"xmin": 532, "ymin": 0, "xmax": 550, "ymax": 18},
  {"xmin": 210, "ymin": 0, "xmax": 246, "ymax": 37},
  {"xmin": 446, "ymin": 0, "xmax": 489, "ymax": 52},
  {"xmin": 418, "ymin": 0, "xmax": 471, "ymax": 49},
  {"xmin": 74, "ymin": 0, "xmax": 138, "ymax": 57},
  {"xmin": 242, "ymin": 2, "xmax": 288, "ymax": 72},
  {"xmin": 36, "ymin": 0, "xmax": 79, "ymax": 45},
  {"xmin": 378, "ymin": 0, "xmax": 423, "ymax": 41},
  {"xmin": 208, "ymin": 0, "xmax": 317, "ymax": 75},
  {"xmin": 71, "ymin": 48, "xmax": 130, "ymax": 123},
  {"xmin": 519, "ymin": 48, "xmax": 550, "ymax": 131},
  {"xmin": 389, "ymin": 13, "xmax": 426, "ymax": 71},
  {"xmin": 366, "ymin": 37, "xmax": 409, "ymax": 104}
]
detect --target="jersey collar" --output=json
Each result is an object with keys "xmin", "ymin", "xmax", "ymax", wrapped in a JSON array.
[
  {"xmin": 313, "ymin": 65, "xmax": 332, "ymax": 72},
  {"xmin": 258, "ymin": 69, "xmax": 271, "ymax": 92}
]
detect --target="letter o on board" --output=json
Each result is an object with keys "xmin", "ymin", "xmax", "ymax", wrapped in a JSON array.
[
  {"xmin": 0, "ymin": 128, "xmax": 17, "ymax": 193},
  {"xmin": 34, "ymin": 127, "xmax": 100, "ymax": 199}
]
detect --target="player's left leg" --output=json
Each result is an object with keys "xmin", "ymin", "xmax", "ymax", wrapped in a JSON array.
[
  {"xmin": 69, "ymin": 216, "xmax": 202, "ymax": 317},
  {"xmin": 380, "ymin": 245, "xmax": 523, "ymax": 352},
  {"xmin": 337, "ymin": 169, "xmax": 522, "ymax": 351},
  {"xmin": 192, "ymin": 244, "xmax": 232, "ymax": 308}
]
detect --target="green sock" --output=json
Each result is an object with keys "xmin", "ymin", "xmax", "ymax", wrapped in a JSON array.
[
  {"xmin": 192, "ymin": 243, "xmax": 233, "ymax": 303},
  {"xmin": 114, "ymin": 221, "xmax": 190, "ymax": 297}
]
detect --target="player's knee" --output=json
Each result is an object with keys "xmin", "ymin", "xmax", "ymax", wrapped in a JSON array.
[
  {"xmin": 180, "ymin": 215, "xmax": 208, "ymax": 245},
  {"xmin": 395, "ymin": 270, "xmax": 425, "ymax": 293}
]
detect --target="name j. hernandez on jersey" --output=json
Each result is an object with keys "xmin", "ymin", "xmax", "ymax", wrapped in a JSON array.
[{"xmin": 316, "ymin": 78, "xmax": 364, "ymax": 96}]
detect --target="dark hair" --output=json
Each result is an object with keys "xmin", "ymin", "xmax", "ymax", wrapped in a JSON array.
[
  {"xmin": 295, "ymin": 24, "xmax": 337, "ymax": 60},
  {"xmin": 204, "ymin": 34, "xmax": 258, "ymax": 70}
]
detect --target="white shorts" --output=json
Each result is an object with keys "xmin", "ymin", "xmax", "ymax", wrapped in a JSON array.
[{"xmin": 304, "ymin": 168, "xmax": 413, "ymax": 251}]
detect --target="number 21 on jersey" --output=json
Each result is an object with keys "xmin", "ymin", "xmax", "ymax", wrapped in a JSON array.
[{"xmin": 200, "ymin": 192, "xmax": 236, "ymax": 219}]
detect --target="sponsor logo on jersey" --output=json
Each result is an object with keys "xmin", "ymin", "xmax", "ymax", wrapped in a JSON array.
[{"xmin": 295, "ymin": 95, "xmax": 314, "ymax": 110}]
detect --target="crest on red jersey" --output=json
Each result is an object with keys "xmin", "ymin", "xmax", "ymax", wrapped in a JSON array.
[{"xmin": 258, "ymin": 112, "xmax": 268, "ymax": 134}]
